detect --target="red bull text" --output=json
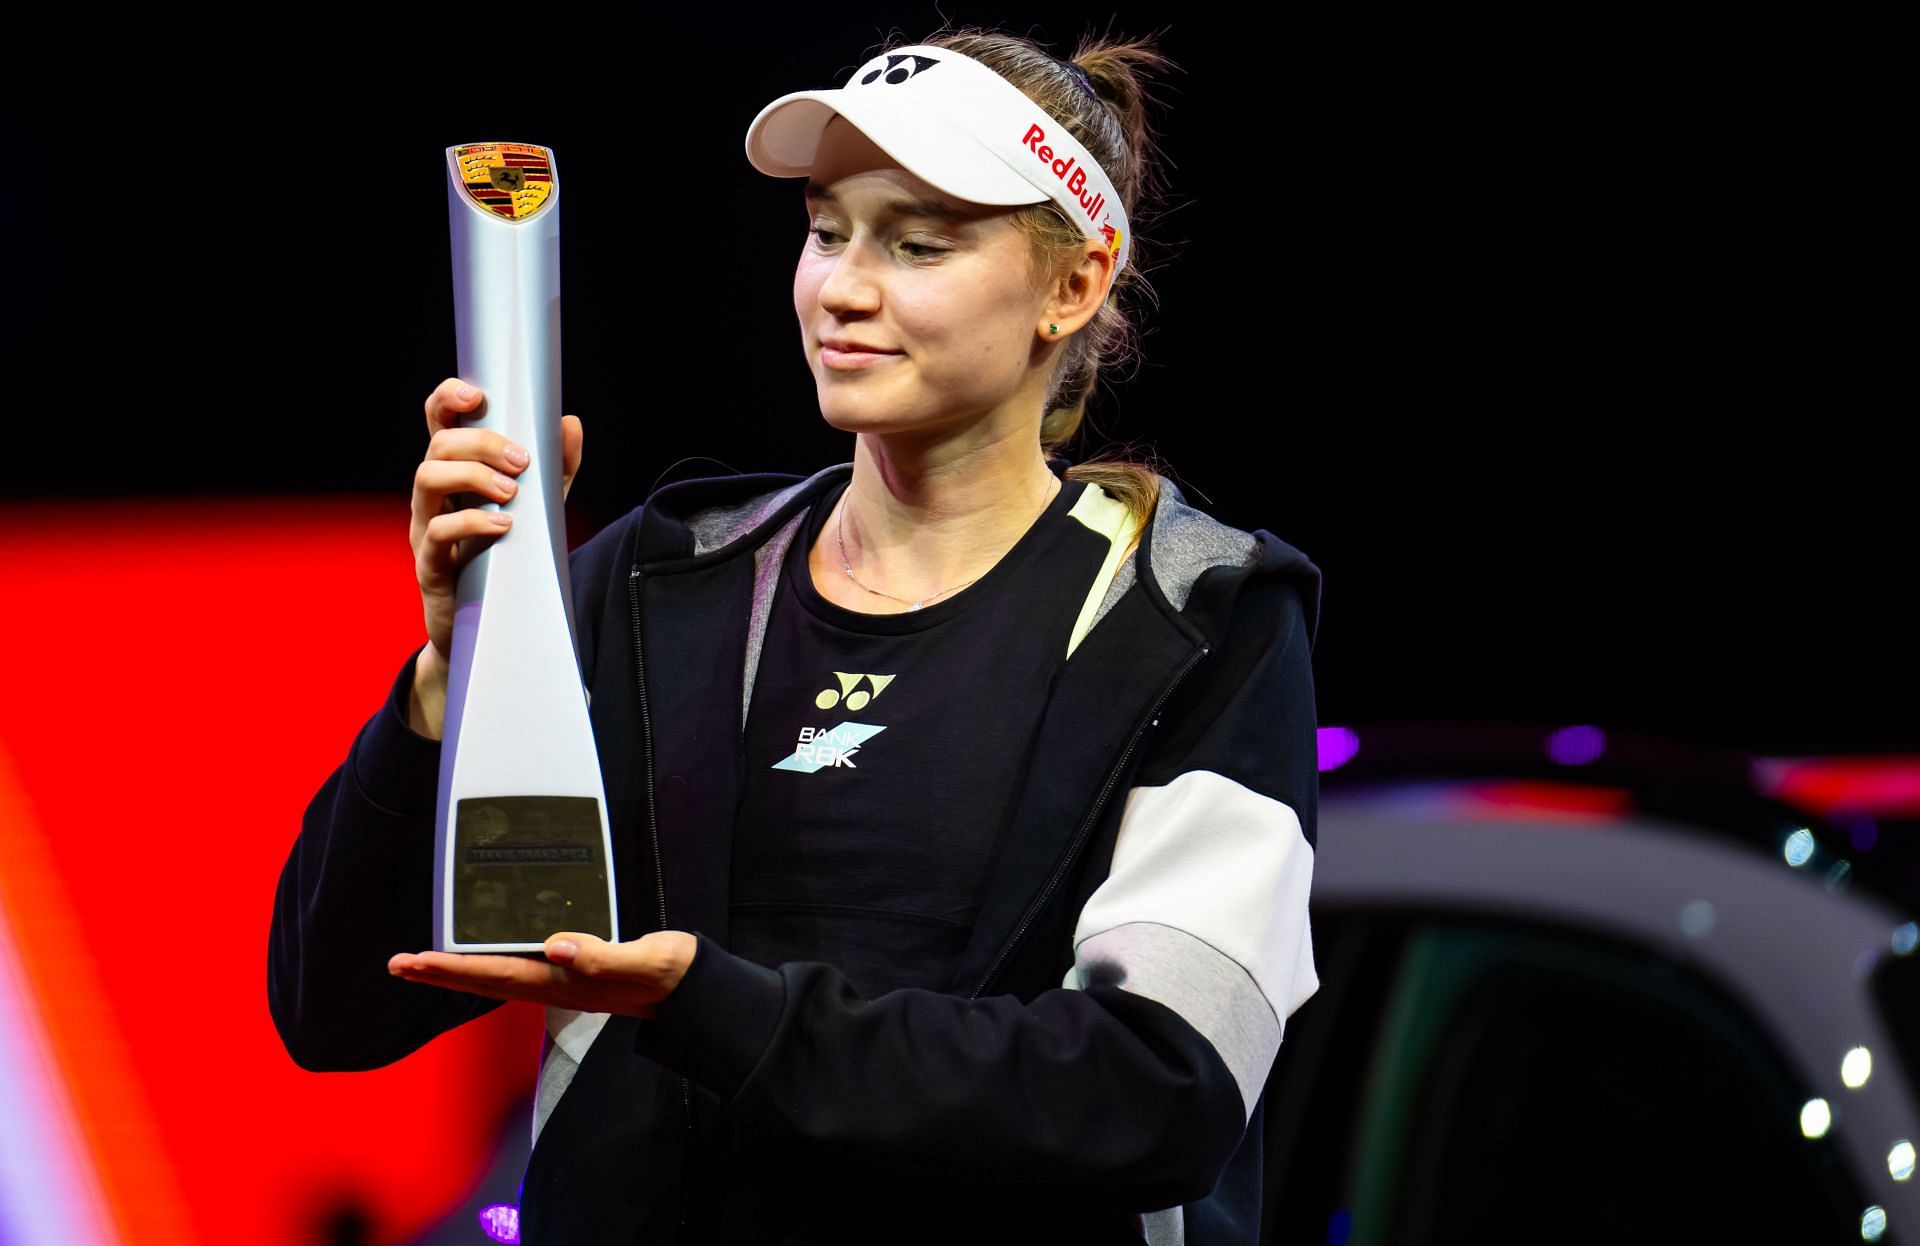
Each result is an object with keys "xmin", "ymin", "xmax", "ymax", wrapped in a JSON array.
[{"xmin": 1022, "ymin": 124, "xmax": 1106, "ymax": 224}]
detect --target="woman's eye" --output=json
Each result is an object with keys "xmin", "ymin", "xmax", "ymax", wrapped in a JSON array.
[{"xmin": 806, "ymin": 226, "xmax": 944, "ymax": 258}]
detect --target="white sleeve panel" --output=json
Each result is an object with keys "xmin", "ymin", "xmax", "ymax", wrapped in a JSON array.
[{"xmin": 1062, "ymin": 769, "xmax": 1318, "ymax": 1117}]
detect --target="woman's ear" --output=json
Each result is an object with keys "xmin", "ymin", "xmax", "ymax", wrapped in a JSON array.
[{"xmin": 1040, "ymin": 242, "xmax": 1116, "ymax": 339}]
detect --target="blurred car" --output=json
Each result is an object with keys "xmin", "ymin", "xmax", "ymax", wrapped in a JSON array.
[{"xmin": 1260, "ymin": 729, "xmax": 1919, "ymax": 1246}]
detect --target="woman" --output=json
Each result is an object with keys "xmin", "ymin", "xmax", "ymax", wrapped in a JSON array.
[{"xmin": 270, "ymin": 26, "xmax": 1324, "ymax": 1246}]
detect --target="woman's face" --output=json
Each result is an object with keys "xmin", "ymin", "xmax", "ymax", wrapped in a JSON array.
[{"xmin": 795, "ymin": 115, "xmax": 1055, "ymax": 443}]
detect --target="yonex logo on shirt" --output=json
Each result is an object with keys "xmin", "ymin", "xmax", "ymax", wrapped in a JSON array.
[{"xmin": 816, "ymin": 672, "xmax": 895, "ymax": 712}]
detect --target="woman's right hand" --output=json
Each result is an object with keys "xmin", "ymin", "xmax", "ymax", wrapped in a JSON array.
[{"xmin": 406, "ymin": 378, "xmax": 583, "ymax": 739}]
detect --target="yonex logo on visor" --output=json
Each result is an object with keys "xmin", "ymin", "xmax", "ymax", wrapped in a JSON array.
[
  {"xmin": 744, "ymin": 43, "xmax": 1134, "ymax": 278},
  {"xmin": 859, "ymin": 54, "xmax": 939, "ymax": 85}
]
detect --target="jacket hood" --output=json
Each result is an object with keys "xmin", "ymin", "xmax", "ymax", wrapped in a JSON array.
[{"xmin": 633, "ymin": 462, "xmax": 1322, "ymax": 654}]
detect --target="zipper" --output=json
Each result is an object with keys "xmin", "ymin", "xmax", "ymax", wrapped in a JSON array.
[
  {"xmin": 629, "ymin": 566, "xmax": 694, "ymax": 1237},
  {"xmin": 968, "ymin": 641, "xmax": 1210, "ymax": 1000}
]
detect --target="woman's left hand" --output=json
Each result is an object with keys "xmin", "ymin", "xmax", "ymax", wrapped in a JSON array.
[{"xmin": 388, "ymin": 930, "xmax": 697, "ymax": 1017}]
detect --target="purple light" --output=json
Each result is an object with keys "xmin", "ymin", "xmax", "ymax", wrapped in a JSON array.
[
  {"xmin": 478, "ymin": 1204, "xmax": 520, "ymax": 1244},
  {"xmin": 1850, "ymin": 816, "xmax": 1880, "ymax": 852},
  {"xmin": 1547, "ymin": 725, "xmax": 1606, "ymax": 766},
  {"xmin": 1317, "ymin": 726, "xmax": 1360, "ymax": 772}
]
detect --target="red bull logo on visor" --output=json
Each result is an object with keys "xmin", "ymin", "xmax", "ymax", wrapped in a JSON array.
[{"xmin": 1021, "ymin": 124, "xmax": 1107, "ymax": 225}]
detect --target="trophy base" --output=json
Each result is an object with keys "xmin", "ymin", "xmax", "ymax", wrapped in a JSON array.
[{"xmin": 451, "ymin": 794, "xmax": 614, "ymax": 947}]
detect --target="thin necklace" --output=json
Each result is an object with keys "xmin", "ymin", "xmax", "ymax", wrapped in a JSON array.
[{"xmin": 836, "ymin": 476, "xmax": 1062, "ymax": 611}]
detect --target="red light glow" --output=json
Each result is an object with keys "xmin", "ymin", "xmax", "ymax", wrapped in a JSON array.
[
  {"xmin": 1752, "ymin": 756, "xmax": 1920, "ymax": 818},
  {"xmin": 0, "ymin": 498, "xmax": 542, "ymax": 1246}
]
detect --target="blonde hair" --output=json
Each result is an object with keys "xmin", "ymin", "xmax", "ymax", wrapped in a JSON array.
[{"xmin": 902, "ymin": 24, "xmax": 1182, "ymax": 543}]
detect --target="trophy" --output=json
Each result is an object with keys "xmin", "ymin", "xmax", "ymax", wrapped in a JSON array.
[{"xmin": 433, "ymin": 141, "xmax": 618, "ymax": 953}]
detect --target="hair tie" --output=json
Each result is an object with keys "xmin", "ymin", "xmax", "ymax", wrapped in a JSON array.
[{"xmin": 1062, "ymin": 61, "xmax": 1097, "ymax": 99}]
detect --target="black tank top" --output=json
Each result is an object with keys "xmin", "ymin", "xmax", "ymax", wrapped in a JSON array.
[{"xmin": 729, "ymin": 475, "xmax": 1112, "ymax": 996}]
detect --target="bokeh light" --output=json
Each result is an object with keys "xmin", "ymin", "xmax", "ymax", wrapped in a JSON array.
[
  {"xmin": 1317, "ymin": 727, "xmax": 1360, "ymax": 772},
  {"xmin": 1783, "ymin": 828, "xmax": 1816, "ymax": 868},
  {"xmin": 1679, "ymin": 899, "xmax": 1717, "ymax": 938},
  {"xmin": 479, "ymin": 1203, "xmax": 520, "ymax": 1244},
  {"xmin": 1546, "ymin": 724, "xmax": 1606, "ymax": 765}
]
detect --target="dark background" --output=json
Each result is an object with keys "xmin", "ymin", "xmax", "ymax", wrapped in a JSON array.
[{"xmin": 7, "ymin": 3, "xmax": 1906, "ymax": 754}]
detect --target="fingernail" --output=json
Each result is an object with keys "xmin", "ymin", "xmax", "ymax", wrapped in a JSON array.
[
  {"xmin": 493, "ymin": 471, "xmax": 517, "ymax": 491},
  {"xmin": 552, "ymin": 939, "xmax": 579, "ymax": 958},
  {"xmin": 457, "ymin": 384, "xmax": 478, "ymax": 401},
  {"xmin": 489, "ymin": 511, "xmax": 512, "ymax": 525},
  {"xmin": 505, "ymin": 444, "xmax": 530, "ymax": 467}
]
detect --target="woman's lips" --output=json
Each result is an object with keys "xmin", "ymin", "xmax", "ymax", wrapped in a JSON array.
[{"xmin": 821, "ymin": 343, "xmax": 900, "ymax": 371}]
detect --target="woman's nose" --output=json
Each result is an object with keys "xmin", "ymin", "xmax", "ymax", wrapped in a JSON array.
[{"xmin": 817, "ymin": 241, "xmax": 882, "ymax": 315}]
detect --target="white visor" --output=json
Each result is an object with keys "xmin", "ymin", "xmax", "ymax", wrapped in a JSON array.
[{"xmin": 744, "ymin": 44, "xmax": 1132, "ymax": 279}]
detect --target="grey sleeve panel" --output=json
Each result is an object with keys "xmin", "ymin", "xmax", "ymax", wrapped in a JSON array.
[
  {"xmin": 1142, "ymin": 1206, "xmax": 1186, "ymax": 1246},
  {"xmin": 1075, "ymin": 478, "xmax": 1257, "ymax": 642},
  {"xmin": 532, "ymin": 1008, "xmax": 611, "ymax": 1146},
  {"xmin": 1096, "ymin": 557, "xmax": 1138, "ymax": 629},
  {"xmin": 1144, "ymin": 487, "xmax": 1258, "ymax": 611},
  {"xmin": 685, "ymin": 476, "xmax": 808, "ymax": 556},
  {"xmin": 533, "ymin": 1037, "xmax": 576, "ymax": 1147},
  {"xmin": 686, "ymin": 463, "xmax": 847, "ymax": 556},
  {"xmin": 742, "ymin": 509, "xmax": 808, "ymax": 728},
  {"xmin": 1071, "ymin": 922, "xmax": 1282, "ymax": 1121},
  {"xmin": 1064, "ymin": 770, "xmax": 1320, "ymax": 1120}
]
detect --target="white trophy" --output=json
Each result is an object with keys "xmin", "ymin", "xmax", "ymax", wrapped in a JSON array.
[{"xmin": 433, "ymin": 141, "xmax": 618, "ymax": 953}]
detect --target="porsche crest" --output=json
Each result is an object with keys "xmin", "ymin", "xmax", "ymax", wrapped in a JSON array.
[{"xmin": 452, "ymin": 143, "xmax": 555, "ymax": 221}]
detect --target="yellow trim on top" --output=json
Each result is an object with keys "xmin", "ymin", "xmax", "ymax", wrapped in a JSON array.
[{"xmin": 1065, "ymin": 482, "xmax": 1137, "ymax": 659}]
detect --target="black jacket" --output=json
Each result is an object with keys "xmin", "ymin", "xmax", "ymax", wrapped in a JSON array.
[{"xmin": 269, "ymin": 461, "xmax": 1324, "ymax": 1244}]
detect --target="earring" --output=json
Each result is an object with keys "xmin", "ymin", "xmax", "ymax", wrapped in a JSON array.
[{"xmin": 1048, "ymin": 324, "xmax": 1060, "ymax": 335}]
